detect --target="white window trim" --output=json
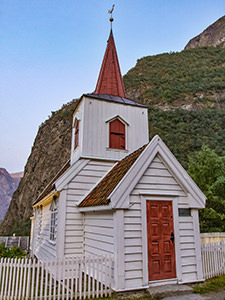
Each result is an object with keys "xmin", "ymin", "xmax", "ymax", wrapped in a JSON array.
[
  {"xmin": 105, "ymin": 115, "xmax": 129, "ymax": 150},
  {"xmin": 49, "ymin": 199, "xmax": 58, "ymax": 243},
  {"xmin": 72, "ymin": 117, "xmax": 81, "ymax": 152}
]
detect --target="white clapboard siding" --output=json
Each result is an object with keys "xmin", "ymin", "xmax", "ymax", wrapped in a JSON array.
[
  {"xmin": 0, "ymin": 255, "xmax": 113, "ymax": 300},
  {"xmin": 132, "ymin": 155, "xmax": 186, "ymax": 198},
  {"xmin": 123, "ymin": 195, "xmax": 143, "ymax": 289},
  {"xmin": 64, "ymin": 160, "xmax": 115, "ymax": 256},
  {"xmin": 84, "ymin": 212, "xmax": 114, "ymax": 256}
]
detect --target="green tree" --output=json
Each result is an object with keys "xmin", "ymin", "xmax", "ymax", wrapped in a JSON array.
[{"xmin": 188, "ymin": 146, "xmax": 225, "ymax": 232}]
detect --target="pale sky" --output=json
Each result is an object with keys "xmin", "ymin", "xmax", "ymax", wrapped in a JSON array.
[{"xmin": 1, "ymin": 0, "xmax": 224, "ymax": 173}]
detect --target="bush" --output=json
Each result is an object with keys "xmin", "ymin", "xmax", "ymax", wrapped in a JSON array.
[{"xmin": 0, "ymin": 243, "xmax": 26, "ymax": 259}]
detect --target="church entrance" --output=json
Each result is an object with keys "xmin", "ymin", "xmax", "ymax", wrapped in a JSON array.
[{"xmin": 146, "ymin": 200, "xmax": 176, "ymax": 281}]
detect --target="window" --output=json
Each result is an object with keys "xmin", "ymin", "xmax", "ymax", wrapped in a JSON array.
[
  {"xmin": 74, "ymin": 120, "xmax": 79, "ymax": 150},
  {"xmin": 50, "ymin": 200, "xmax": 57, "ymax": 242},
  {"xmin": 178, "ymin": 208, "xmax": 191, "ymax": 217},
  {"xmin": 109, "ymin": 119, "xmax": 125, "ymax": 149},
  {"xmin": 37, "ymin": 207, "xmax": 42, "ymax": 239}
]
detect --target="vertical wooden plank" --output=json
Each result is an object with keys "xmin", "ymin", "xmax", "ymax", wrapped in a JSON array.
[
  {"xmin": 35, "ymin": 259, "xmax": 40, "ymax": 300},
  {"xmin": 96, "ymin": 256, "xmax": 99, "ymax": 298},
  {"xmin": 53, "ymin": 260, "xmax": 57, "ymax": 300},
  {"xmin": 75, "ymin": 256, "xmax": 78, "ymax": 300},
  {"xmin": 66, "ymin": 257, "xmax": 70, "ymax": 300},
  {"xmin": 40, "ymin": 261, "xmax": 44, "ymax": 299},
  {"xmin": 0, "ymin": 258, "xmax": 6, "ymax": 299},
  {"xmin": 11, "ymin": 258, "xmax": 17, "ymax": 300},
  {"xmin": 62, "ymin": 258, "xmax": 65, "ymax": 299},
  {"xmin": 108, "ymin": 255, "xmax": 112, "ymax": 297},
  {"xmin": 88, "ymin": 256, "xmax": 91, "ymax": 299},
  {"xmin": 4, "ymin": 258, "xmax": 10, "ymax": 298},
  {"xmin": 57, "ymin": 260, "xmax": 61, "ymax": 300},
  {"xmin": 18, "ymin": 258, "xmax": 24, "ymax": 300},
  {"xmin": 22, "ymin": 258, "xmax": 28, "ymax": 299},
  {"xmin": 92, "ymin": 256, "xmax": 95, "ymax": 299},
  {"xmin": 30, "ymin": 258, "xmax": 36, "ymax": 300},
  {"xmin": 104, "ymin": 255, "xmax": 107, "ymax": 297},
  {"xmin": 79, "ymin": 256, "xmax": 82, "ymax": 299},
  {"xmin": 44, "ymin": 261, "xmax": 48, "ymax": 300},
  {"xmin": 83, "ymin": 256, "xmax": 86, "ymax": 299},
  {"xmin": 14, "ymin": 258, "xmax": 20, "ymax": 300},
  {"xmin": 7, "ymin": 257, "xmax": 13, "ymax": 299},
  {"xmin": 71, "ymin": 257, "xmax": 75, "ymax": 300},
  {"xmin": 26, "ymin": 259, "xmax": 32, "ymax": 300},
  {"xmin": 100, "ymin": 256, "xmax": 103, "ymax": 297},
  {"xmin": 0, "ymin": 258, "xmax": 3, "ymax": 297}
]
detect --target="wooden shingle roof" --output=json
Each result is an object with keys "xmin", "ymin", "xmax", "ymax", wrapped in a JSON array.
[{"xmin": 78, "ymin": 145, "xmax": 147, "ymax": 207}]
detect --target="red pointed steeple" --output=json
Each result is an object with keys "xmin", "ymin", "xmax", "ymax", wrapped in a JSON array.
[{"xmin": 94, "ymin": 30, "xmax": 126, "ymax": 98}]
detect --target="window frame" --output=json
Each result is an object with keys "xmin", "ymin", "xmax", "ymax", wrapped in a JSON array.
[
  {"xmin": 74, "ymin": 119, "xmax": 79, "ymax": 150},
  {"xmin": 105, "ymin": 115, "xmax": 129, "ymax": 151},
  {"xmin": 49, "ymin": 199, "xmax": 57, "ymax": 243}
]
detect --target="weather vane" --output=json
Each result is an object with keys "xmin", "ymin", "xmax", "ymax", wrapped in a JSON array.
[{"xmin": 108, "ymin": 4, "xmax": 115, "ymax": 28}]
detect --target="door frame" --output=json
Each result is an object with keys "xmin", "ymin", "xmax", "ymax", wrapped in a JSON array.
[{"xmin": 141, "ymin": 195, "xmax": 181, "ymax": 285}]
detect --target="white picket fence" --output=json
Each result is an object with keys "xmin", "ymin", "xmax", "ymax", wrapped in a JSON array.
[
  {"xmin": 201, "ymin": 241, "xmax": 225, "ymax": 279},
  {"xmin": 0, "ymin": 255, "xmax": 113, "ymax": 300}
]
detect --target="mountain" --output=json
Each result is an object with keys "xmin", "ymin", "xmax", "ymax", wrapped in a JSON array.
[
  {"xmin": 1, "ymin": 17, "xmax": 225, "ymax": 235},
  {"xmin": 0, "ymin": 101, "xmax": 79, "ymax": 235},
  {"xmin": 123, "ymin": 46, "xmax": 225, "ymax": 110},
  {"xmin": 0, "ymin": 168, "xmax": 23, "ymax": 222},
  {"xmin": 185, "ymin": 15, "xmax": 225, "ymax": 49}
]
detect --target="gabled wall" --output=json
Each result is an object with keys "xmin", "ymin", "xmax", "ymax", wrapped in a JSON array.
[{"xmin": 114, "ymin": 154, "xmax": 203, "ymax": 290}]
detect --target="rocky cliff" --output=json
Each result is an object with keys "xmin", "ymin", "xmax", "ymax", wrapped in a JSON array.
[
  {"xmin": 0, "ymin": 100, "xmax": 79, "ymax": 235},
  {"xmin": 0, "ymin": 169, "xmax": 22, "ymax": 222},
  {"xmin": 185, "ymin": 15, "xmax": 225, "ymax": 49}
]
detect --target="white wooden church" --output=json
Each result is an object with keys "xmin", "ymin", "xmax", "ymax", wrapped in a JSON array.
[{"xmin": 30, "ymin": 24, "xmax": 206, "ymax": 291}]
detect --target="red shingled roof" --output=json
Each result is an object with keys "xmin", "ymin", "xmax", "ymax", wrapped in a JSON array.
[
  {"xmin": 78, "ymin": 145, "xmax": 147, "ymax": 207},
  {"xmin": 94, "ymin": 29, "xmax": 126, "ymax": 98}
]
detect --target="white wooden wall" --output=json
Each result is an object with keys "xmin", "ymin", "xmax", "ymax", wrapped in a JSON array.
[
  {"xmin": 33, "ymin": 202, "xmax": 57, "ymax": 261},
  {"xmin": 120, "ymin": 154, "xmax": 202, "ymax": 289},
  {"xmin": 71, "ymin": 96, "xmax": 149, "ymax": 164},
  {"xmin": 64, "ymin": 159, "xmax": 115, "ymax": 257},
  {"xmin": 83, "ymin": 211, "xmax": 114, "ymax": 256}
]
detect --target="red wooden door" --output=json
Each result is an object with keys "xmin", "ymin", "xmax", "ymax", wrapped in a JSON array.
[{"xmin": 146, "ymin": 200, "xmax": 176, "ymax": 281}]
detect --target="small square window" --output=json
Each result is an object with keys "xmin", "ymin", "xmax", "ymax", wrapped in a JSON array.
[{"xmin": 178, "ymin": 208, "xmax": 191, "ymax": 217}]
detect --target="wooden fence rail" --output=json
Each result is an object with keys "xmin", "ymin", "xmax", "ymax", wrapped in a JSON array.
[
  {"xmin": 0, "ymin": 255, "xmax": 113, "ymax": 300},
  {"xmin": 201, "ymin": 241, "xmax": 225, "ymax": 279}
]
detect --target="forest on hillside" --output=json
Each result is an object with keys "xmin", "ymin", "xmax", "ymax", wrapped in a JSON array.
[{"xmin": 124, "ymin": 46, "xmax": 225, "ymax": 108}]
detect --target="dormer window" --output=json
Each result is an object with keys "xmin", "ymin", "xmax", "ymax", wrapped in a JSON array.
[
  {"xmin": 109, "ymin": 119, "xmax": 125, "ymax": 150},
  {"xmin": 74, "ymin": 120, "xmax": 79, "ymax": 150}
]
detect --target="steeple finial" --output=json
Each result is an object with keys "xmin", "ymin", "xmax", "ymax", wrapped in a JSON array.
[{"xmin": 108, "ymin": 4, "xmax": 115, "ymax": 29}]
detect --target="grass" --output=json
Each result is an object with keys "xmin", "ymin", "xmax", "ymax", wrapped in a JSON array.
[{"xmin": 192, "ymin": 275, "xmax": 225, "ymax": 294}]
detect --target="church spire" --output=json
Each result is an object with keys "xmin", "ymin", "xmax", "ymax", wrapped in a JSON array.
[{"xmin": 94, "ymin": 11, "xmax": 126, "ymax": 98}]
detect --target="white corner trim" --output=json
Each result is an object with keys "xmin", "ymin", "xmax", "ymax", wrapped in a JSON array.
[{"xmin": 141, "ymin": 195, "xmax": 149, "ymax": 286}]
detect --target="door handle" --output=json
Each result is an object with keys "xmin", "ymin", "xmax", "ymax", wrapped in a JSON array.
[{"xmin": 170, "ymin": 232, "xmax": 174, "ymax": 243}]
